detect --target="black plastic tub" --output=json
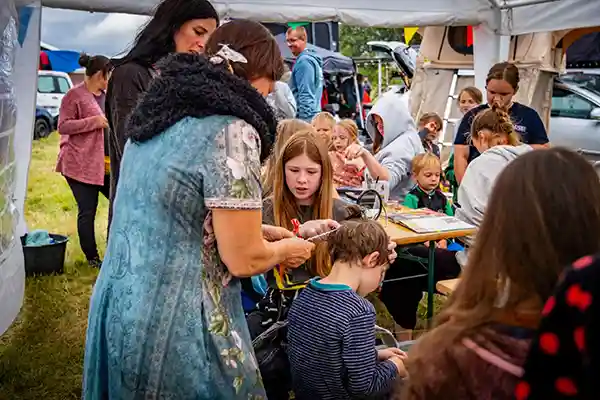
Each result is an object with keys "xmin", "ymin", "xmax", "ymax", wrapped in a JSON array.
[{"xmin": 20, "ymin": 234, "xmax": 68, "ymax": 276}]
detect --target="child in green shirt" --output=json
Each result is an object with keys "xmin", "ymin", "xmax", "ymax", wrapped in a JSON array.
[{"xmin": 404, "ymin": 153, "xmax": 453, "ymax": 216}]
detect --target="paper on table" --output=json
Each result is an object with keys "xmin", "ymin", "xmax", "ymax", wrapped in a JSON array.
[{"xmin": 388, "ymin": 208, "xmax": 475, "ymax": 234}]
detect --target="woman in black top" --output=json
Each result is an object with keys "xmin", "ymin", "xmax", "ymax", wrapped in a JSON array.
[
  {"xmin": 453, "ymin": 62, "xmax": 549, "ymax": 183},
  {"xmin": 106, "ymin": 0, "xmax": 219, "ymax": 231}
]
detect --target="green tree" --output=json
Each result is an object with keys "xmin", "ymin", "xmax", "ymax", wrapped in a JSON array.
[
  {"xmin": 339, "ymin": 25, "xmax": 421, "ymax": 57},
  {"xmin": 339, "ymin": 25, "xmax": 421, "ymax": 97}
]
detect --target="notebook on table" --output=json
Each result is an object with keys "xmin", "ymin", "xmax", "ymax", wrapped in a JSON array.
[{"xmin": 387, "ymin": 208, "xmax": 475, "ymax": 234}]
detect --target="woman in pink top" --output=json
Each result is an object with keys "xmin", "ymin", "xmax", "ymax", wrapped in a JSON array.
[{"xmin": 56, "ymin": 53, "xmax": 112, "ymax": 268}]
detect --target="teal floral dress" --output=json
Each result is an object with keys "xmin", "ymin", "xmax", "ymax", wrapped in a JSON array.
[{"xmin": 83, "ymin": 116, "xmax": 266, "ymax": 399}]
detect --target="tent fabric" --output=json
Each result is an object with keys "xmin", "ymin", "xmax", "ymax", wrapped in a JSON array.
[
  {"xmin": 1, "ymin": 0, "xmax": 32, "ymax": 336},
  {"xmin": 567, "ymin": 32, "xmax": 600, "ymax": 66},
  {"xmin": 45, "ymin": 50, "xmax": 80, "ymax": 73},
  {"xmin": 275, "ymin": 34, "xmax": 355, "ymax": 75},
  {"xmin": 40, "ymin": 0, "xmax": 600, "ymax": 36},
  {"xmin": 41, "ymin": 0, "xmax": 491, "ymax": 29}
]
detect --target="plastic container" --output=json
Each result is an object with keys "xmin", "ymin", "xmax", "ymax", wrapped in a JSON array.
[{"xmin": 20, "ymin": 234, "xmax": 68, "ymax": 276}]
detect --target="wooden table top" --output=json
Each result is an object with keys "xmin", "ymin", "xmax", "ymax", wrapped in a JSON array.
[
  {"xmin": 380, "ymin": 218, "xmax": 476, "ymax": 246},
  {"xmin": 436, "ymin": 278, "xmax": 460, "ymax": 295}
]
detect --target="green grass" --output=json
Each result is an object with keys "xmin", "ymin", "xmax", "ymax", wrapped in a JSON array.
[
  {"xmin": 0, "ymin": 132, "xmax": 105, "ymax": 400},
  {"xmin": 0, "ymin": 132, "xmax": 444, "ymax": 399}
]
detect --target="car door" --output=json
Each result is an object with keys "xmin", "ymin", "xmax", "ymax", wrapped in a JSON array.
[
  {"xmin": 549, "ymin": 85, "xmax": 600, "ymax": 161},
  {"xmin": 36, "ymin": 74, "xmax": 58, "ymax": 111}
]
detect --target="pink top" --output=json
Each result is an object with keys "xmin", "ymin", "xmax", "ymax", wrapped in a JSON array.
[
  {"xmin": 56, "ymin": 83, "xmax": 106, "ymax": 186},
  {"xmin": 329, "ymin": 150, "xmax": 365, "ymax": 188}
]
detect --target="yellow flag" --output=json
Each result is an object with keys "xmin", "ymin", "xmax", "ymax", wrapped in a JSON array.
[{"xmin": 404, "ymin": 27, "xmax": 418, "ymax": 44}]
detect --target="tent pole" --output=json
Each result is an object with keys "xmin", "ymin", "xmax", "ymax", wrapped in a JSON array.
[
  {"xmin": 497, "ymin": 0, "xmax": 559, "ymax": 9},
  {"xmin": 385, "ymin": 65, "xmax": 389, "ymax": 87},
  {"xmin": 354, "ymin": 75, "xmax": 365, "ymax": 129},
  {"xmin": 378, "ymin": 58, "xmax": 382, "ymax": 97}
]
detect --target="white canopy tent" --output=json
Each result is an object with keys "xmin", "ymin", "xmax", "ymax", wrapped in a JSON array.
[
  {"xmin": 40, "ymin": 0, "xmax": 600, "ymax": 36},
  {"xmin": 2, "ymin": 0, "xmax": 599, "ymax": 335}
]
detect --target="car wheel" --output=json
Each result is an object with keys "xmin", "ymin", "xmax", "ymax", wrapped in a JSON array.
[{"xmin": 34, "ymin": 118, "xmax": 51, "ymax": 139}]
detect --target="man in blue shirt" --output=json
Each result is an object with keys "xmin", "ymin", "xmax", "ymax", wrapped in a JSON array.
[{"xmin": 286, "ymin": 26, "xmax": 324, "ymax": 121}]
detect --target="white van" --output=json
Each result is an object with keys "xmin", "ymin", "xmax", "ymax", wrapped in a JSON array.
[{"xmin": 36, "ymin": 70, "xmax": 73, "ymax": 120}]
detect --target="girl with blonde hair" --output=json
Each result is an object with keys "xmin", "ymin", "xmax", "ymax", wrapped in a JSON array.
[
  {"xmin": 329, "ymin": 119, "xmax": 365, "ymax": 188},
  {"xmin": 248, "ymin": 130, "xmax": 361, "ymax": 398}
]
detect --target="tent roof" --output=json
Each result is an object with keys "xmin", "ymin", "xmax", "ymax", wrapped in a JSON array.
[
  {"xmin": 40, "ymin": 0, "xmax": 600, "ymax": 36},
  {"xmin": 42, "ymin": 0, "xmax": 489, "ymax": 28},
  {"xmin": 274, "ymin": 34, "xmax": 355, "ymax": 74}
]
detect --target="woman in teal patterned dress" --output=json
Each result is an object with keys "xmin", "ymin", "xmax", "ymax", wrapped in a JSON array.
[{"xmin": 82, "ymin": 20, "xmax": 316, "ymax": 399}]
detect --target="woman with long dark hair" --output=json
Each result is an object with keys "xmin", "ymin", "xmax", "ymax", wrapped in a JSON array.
[
  {"xmin": 56, "ymin": 53, "xmax": 112, "ymax": 267},
  {"xmin": 106, "ymin": 0, "xmax": 219, "ymax": 231},
  {"xmin": 83, "ymin": 20, "xmax": 318, "ymax": 399}
]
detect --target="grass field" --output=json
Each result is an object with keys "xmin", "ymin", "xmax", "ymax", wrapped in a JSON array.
[
  {"xmin": 0, "ymin": 132, "xmax": 104, "ymax": 400},
  {"xmin": 0, "ymin": 132, "xmax": 442, "ymax": 399}
]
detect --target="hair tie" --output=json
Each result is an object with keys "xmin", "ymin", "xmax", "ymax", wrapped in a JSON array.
[{"xmin": 209, "ymin": 44, "xmax": 247, "ymax": 73}]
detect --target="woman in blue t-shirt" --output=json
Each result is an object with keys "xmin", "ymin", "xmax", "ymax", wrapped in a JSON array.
[{"xmin": 453, "ymin": 62, "xmax": 549, "ymax": 183}]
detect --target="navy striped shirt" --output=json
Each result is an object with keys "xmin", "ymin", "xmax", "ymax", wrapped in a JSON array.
[{"xmin": 287, "ymin": 279, "xmax": 398, "ymax": 399}]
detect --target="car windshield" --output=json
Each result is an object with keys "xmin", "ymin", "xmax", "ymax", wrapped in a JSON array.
[
  {"xmin": 37, "ymin": 75, "xmax": 70, "ymax": 94},
  {"xmin": 560, "ymin": 73, "xmax": 600, "ymax": 97}
]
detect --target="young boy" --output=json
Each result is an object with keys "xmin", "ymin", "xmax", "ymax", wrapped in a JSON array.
[
  {"xmin": 287, "ymin": 220, "xmax": 407, "ymax": 400},
  {"xmin": 404, "ymin": 153, "xmax": 453, "ymax": 216},
  {"xmin": 418, "ymin": 112, "xmax": 443, "ymax": 158}
]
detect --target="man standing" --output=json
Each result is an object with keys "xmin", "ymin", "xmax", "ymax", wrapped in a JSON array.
[{"xmin": 286, "ymin": 26, "xmax": 323, "ymax": 121}]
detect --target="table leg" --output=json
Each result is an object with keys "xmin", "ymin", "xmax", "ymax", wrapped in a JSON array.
[{"xmin": 427, "ymin": 240, "xmax": 436, "ymax": 324}]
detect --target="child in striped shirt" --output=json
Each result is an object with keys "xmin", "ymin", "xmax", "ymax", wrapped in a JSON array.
[{"xmin": 287, "ymin": 220, "xmax": 407, "ymax": 400}]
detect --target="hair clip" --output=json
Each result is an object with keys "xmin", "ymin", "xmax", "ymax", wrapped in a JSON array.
[
  {"xmin": 216, "ymin": 44, "xmax": 247, "ymax": 63},
  {"xmin": 209, "ymin": 44, "xmax": 247, "ymax": 73}
]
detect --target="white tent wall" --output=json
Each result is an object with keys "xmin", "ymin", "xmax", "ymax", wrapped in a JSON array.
[
  {"xmin": 0, "ymin": 0, "xmax": 39, "ymax": 335},
  {"xmin": 501, "ymin": 0, "xmax": 600, "ymax": 36}
]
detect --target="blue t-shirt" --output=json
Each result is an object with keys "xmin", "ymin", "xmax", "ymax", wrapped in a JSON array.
[{"xmin": 453, "ymin": 102, "xmax": 548, "ymax": 162}]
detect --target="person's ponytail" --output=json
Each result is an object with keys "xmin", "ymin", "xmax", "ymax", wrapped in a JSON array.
[
  {"xmin": 79, "ymin": 53, "xmax": 112, "ymax": 77},
  {"xmin": 78, "ymin": 53, "xmax": 91, "ymax": 68},
  {"xmin": 491, "ymin": 103, "xmax": 521, "ymax": 146}
]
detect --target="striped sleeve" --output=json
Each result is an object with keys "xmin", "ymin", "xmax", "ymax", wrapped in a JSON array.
[{"xmin": 342, "ymin": 311, "xmax": 398, "ymax": 397}]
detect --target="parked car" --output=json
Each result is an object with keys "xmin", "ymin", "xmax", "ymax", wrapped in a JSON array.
[
  {"xmin": 561, "ymin": 70, "xmax": 600, "ymax": 96},
  {"xmin": 34, "ymin": 107, "xmax": 54, "ymax": 139},
  {"xmin": 550, "ymin": 79, "xmax": 600, "ymax": 162},
  {"xmin": 36, "ymin": 70, "xmax": 72, "ymax": 121}
]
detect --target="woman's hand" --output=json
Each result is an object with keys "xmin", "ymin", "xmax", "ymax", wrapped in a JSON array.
[
  {"xmin": 299, "ymin": 219, "xmax": 340, "ymax": 239},
  {"xmin": 345, "ymin": 143, "xmax": 365, "ymax": 160},
  {"xmin": 279, "ymin": 237, "xmax": 315, "ymax": 269},
  {"xmin": 94, "ymin": 115, "xmax": 109, "ymax": 129},
  {"xmin": 262, "ymin": 225, "xmax": 295, "ymax": 242}
]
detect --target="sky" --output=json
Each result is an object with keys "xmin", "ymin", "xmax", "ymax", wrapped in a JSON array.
[{"xmin": 41, "ymin": 8, "xmax": 150, "ymax": 57}]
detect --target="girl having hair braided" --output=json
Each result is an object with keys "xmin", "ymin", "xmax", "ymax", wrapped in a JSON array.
[
  {"xmin": 453, "ymin": 62, "xmax": 549, "ymax": 184},
  {"xmin": 470, "ymin": 103, "xmax": 522, "ymax": 151}
]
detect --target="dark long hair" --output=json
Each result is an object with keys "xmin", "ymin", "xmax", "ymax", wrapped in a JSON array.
[
  {"xmin": 126, "ymin": 20, "xmax": 282, "ymax": 162},
  {"xmin": 119, "ymin": 0, "xmax": 219, "ymax": 67}
]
